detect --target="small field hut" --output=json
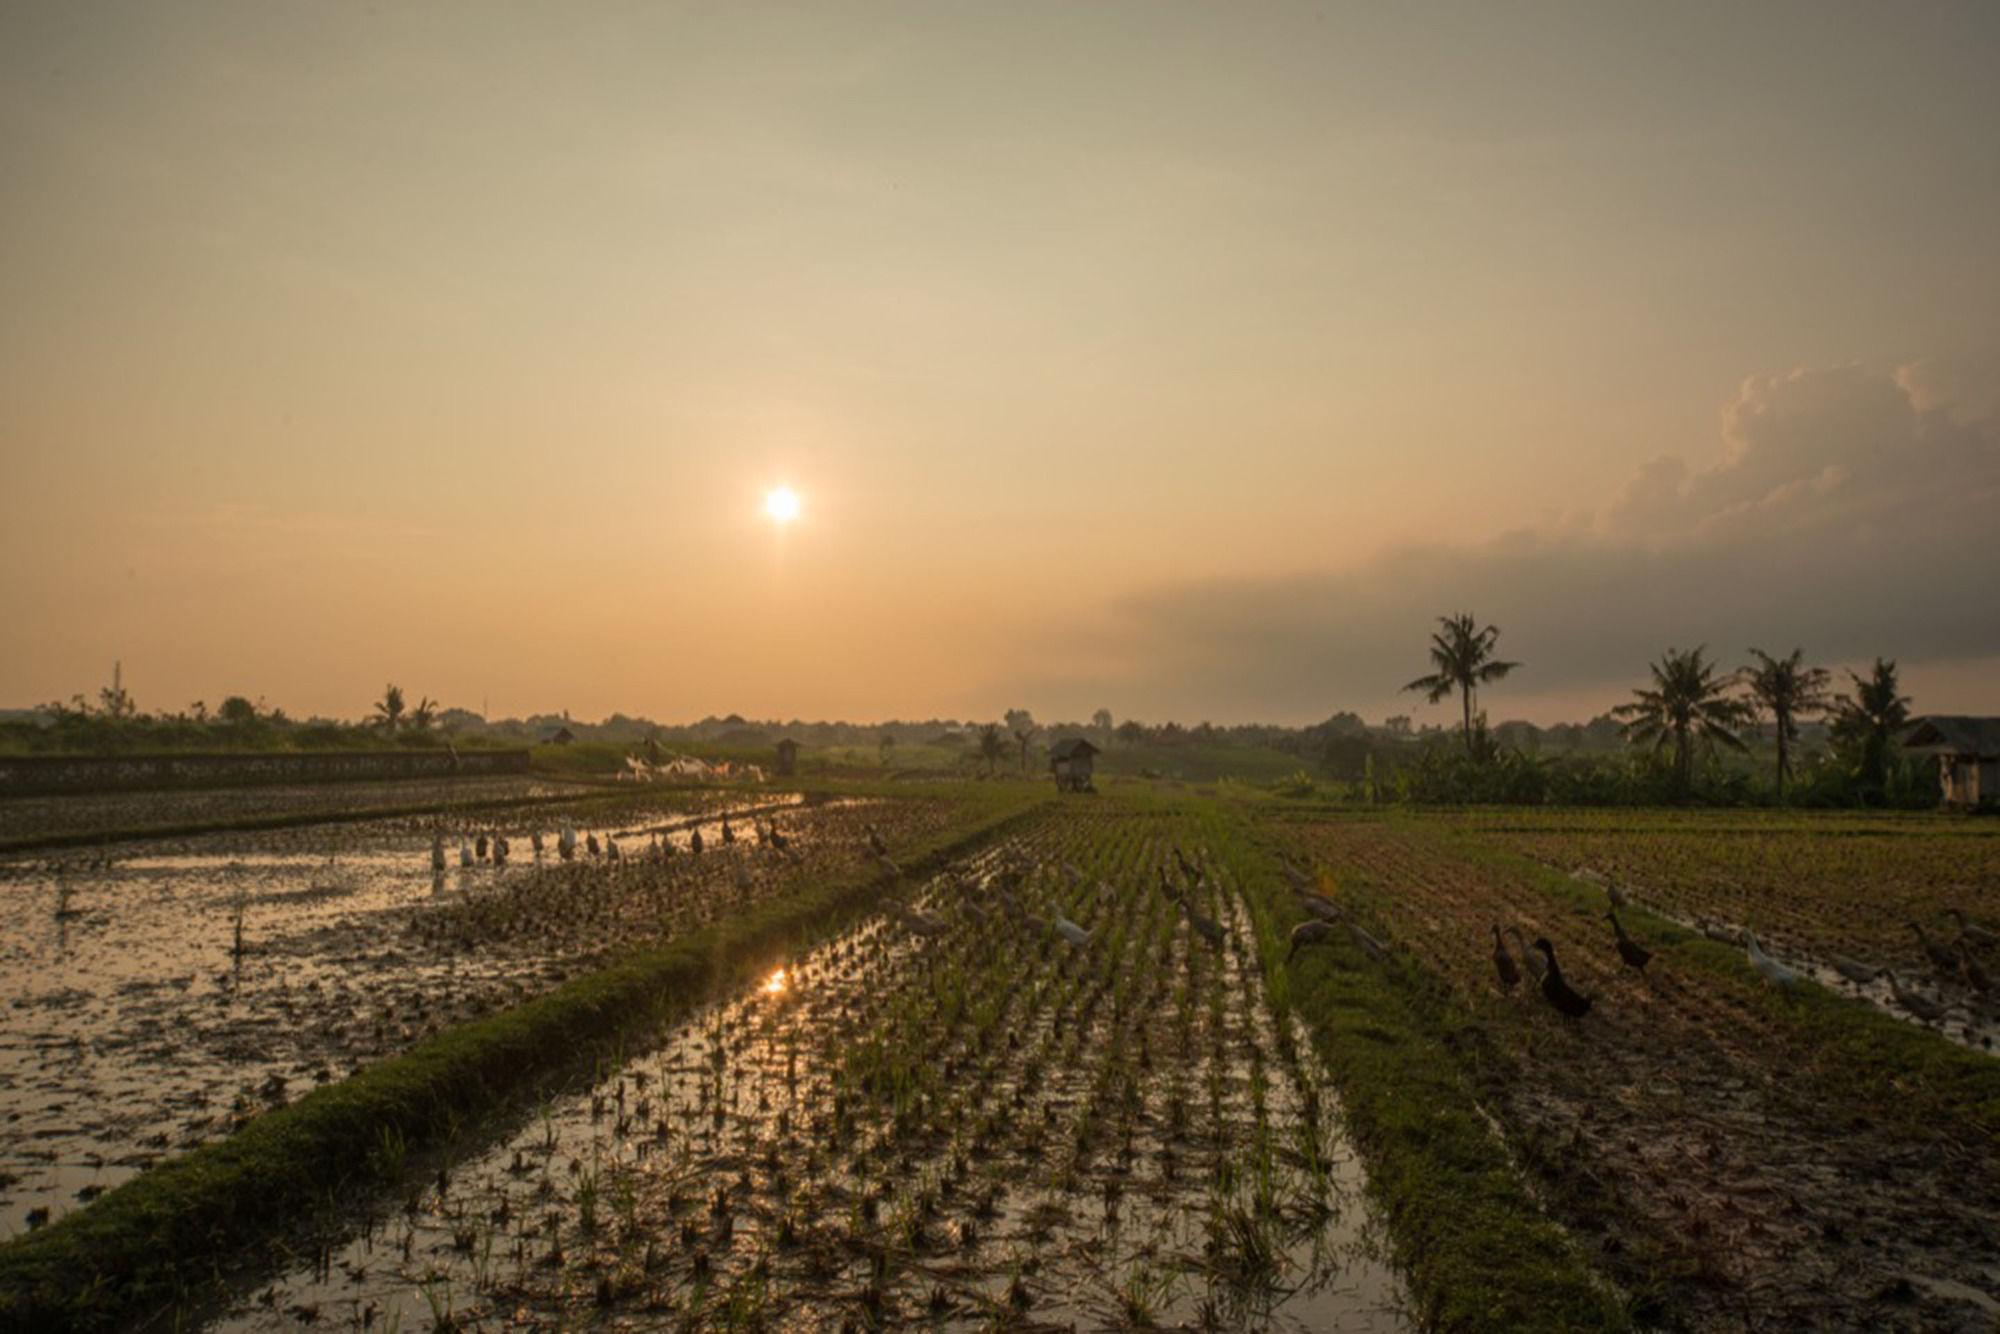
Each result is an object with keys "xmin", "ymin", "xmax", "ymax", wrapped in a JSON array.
[
  {"xmin": 1903, "ymin": 716, "xmax": 2000, "ymax": 808},
  {"xmin": 1049, "ymin": 737, "xmax": 1100, "ymax": 792}
]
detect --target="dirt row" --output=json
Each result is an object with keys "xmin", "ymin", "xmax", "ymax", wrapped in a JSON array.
[{"xmin": 1274, "ymin": 815, "xmax": 2000, "ymax": 1333}]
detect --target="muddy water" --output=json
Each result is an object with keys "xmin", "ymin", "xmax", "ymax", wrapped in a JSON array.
[
  {"xmin": 0, "ymin": 794, "xmax": 844, "ymax": 1239},
  {"xmin": 208, "ymin": 845, "xmax": 1409, "ymax": 1331}
]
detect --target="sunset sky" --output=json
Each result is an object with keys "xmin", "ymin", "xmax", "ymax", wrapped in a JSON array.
[{"xmin": 3, "ymin": 3, "xmax": 1997, "ymax": 726}]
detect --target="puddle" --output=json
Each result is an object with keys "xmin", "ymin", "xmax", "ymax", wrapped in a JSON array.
[{"xmin": 0, "ymin": 794, "xmax": 957, "ymax": 1239}]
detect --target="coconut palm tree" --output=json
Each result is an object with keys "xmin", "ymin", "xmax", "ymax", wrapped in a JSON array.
[
  {"xmin": 977, "ymin": 723, "xmax": 1007, "ymax": 777},
  {"xmin": 407, "ymin": 695, "xmax": 439, "ymax": 733},
  {"xmin": 1743, "ymin": 648, "xmax": 1830, "ymax": 800},
  {"xmin": 373, "ymin": 684, "xmax": 406, "ymax": 733},
  {"xmin": 1403, "ymin": 613, "xmax": 1520, "ymax": 753},
  {"xmin": 1614, "ymin": 646, "xmax": 1752, "ymax": 795},
  {"xmin": 1831, "ymin": 657, "xmax": 1911, "ymax": 798},
  {"xmin": 1005, "ymin": 708, "xmax": 1037, "ymax": 775}
]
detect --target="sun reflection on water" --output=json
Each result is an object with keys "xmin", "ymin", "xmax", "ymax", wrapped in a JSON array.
[{"xmin": 761, "ymin": 967, "xmax": 787, "ymax": 996}]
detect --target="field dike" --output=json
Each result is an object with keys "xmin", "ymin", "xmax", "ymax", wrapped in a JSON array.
[
  {"xmin": 1209, "ymin": 807, "xmax": 1633, "ymax": 1333},
  {"xmin": 0, "ymin": 790, "xmax": 1046, "ymax": 1332}
]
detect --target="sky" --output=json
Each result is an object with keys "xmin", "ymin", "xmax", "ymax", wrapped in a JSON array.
[{"xmin": 2, "ymin": 2, "xmax": 1997, "ymax": 727}]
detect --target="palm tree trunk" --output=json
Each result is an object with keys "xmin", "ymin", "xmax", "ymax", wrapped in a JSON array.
[
  {"xmin": 1775, "ymin": 720, "xmax": 1788, "ymax": 801},
  {"xmin": 1461, "ymin": 683, "xmax": 1473, "ymax": 753}
]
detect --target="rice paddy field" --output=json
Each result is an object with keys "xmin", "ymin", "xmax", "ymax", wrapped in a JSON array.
[{"xmin": 1, "ymin": 781, "xmax": 1997, "ymax": 1332}]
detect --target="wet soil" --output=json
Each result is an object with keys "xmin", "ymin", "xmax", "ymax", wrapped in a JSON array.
[{"xmin": 207, "ymin": 816, "xmax": 1409, "ymax": 1331}]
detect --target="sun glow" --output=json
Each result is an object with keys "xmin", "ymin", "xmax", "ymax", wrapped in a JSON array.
[
  {"xmin": 761, "ymin": 967, "xmax": 788, "ymax": 995},
  {"xmin": 764, "ymin": 487, "xmax": 801, "ymax": 524}
]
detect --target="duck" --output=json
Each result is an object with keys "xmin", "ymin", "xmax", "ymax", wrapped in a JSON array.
[
  {"xmin": 1530, "ymin": 938, "xmax": 1591, "ymax": 1017},
  {"xmin": 865, "ymin": 825, "xmax": 889, "ymax": 858},
  {"xmin": 1296, "ymin": 891, "xmax": 1344, "ymax": 923},
  {"xmin": 1180, "ymin": 898, "xmax": 1226, "ymax": 948},
  {"xmin": 1958, "ymin": 941, "xmax": 1992, "ymax": 996},
  {"xmin": 1884, "ymin": 971, "xmax": 1947, "ymax": 1023},
  {"xmin": 430, "ymin": 835, "xmax": 447, "ymax": 874},
  {"xmin": 606, "ymin": 836, "xmax": 620, "ymax": 862},
  {"xmin": 689, "ymin": 828, "xmax": 704, "ymax": 856},
  {"xmin": 493, "ymin": 836, "xmax": 509, "ymax": 866},
  {"xmin": 766, "ymin": 825, "xmax": 789, "ymax": 851},
  {"xmin": 1347, "ymin": 923, "xmax": 1389, "ymax": 965},
  {"xmin": 1508, "ymin": 926, "xmax": 1546, "ymax": 984},
  {"xmin": 1910, "ymin": 921, "xmax": 1960, "ymax": 975},
  {"xmin": 721, "ymin": 819, "xmax": 735, "ymax": 845},
  {"xmin": 458, "ymin": 838, "xmax": 474, "ymax": 868},
  {"xmin": 1053, "ymin": 915, "xmax": 1092, "ymax": 947},
  {"xmin": 1946, "ymin": 908, "xmax": 1998, "ymax": 951},
  {"xmin": 1829, "ymin": 955, "xmax": 1882, "ymax": 986},
  {"xmin": 475, "ymin": 833, "xmax": 488, "ymax": 862},
  {"xmin": 531, "ymin": 830, "xmax": 545, "ymax": 856},
  {"xmin": 1490, "ymin": 924, "xmax": 1520, "ymax": 993},
  {"xmin": 1530, "ymin": 938, "xmax": 1591, "ymax": 1018},
  {"xmin": 1286, "ymin": 919, "xmax": 1338, "ymax": 963},
  {"xmin": 558, "ymin": 825, "xmax": 577, "ymax": 861},
  {"xmin": 1606, "ymin": 911, "xmax": 1651, "ymax": 972},
  {"xmin": 1745, "ymin": 932, "xmax": 1800, "ymax": 992}
]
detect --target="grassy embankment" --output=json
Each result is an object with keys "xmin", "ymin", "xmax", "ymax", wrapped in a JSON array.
[
  {"xmin": 0, "ymin": 786, "xmax": 1048, "ymax": 1333},
  {"xmin": 1178, "ymin": 799, "xmax": 1632, "ymax": 1332}
]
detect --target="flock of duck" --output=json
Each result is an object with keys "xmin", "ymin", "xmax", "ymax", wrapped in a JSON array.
[
  {"xmin": 1280, "ymin": 857, "xmax": 1996, "ymax": 1030},
  {"xmin": 425, "ymin": 814, "xmax": 793, "ymax": 876}
]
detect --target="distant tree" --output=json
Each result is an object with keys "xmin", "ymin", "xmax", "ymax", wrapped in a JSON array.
[
  {"xmin": 98, "ymin": 662, "xmax": 136, "ymax": 720},
  {"xmin": 218, "ymin": 695, "xmax": 258, "ymax": 724},
  {"xmin": 188, "ymin": 700, "xmax": 210, "ymax": 724},
  {"xmin": 1383, "ymin": 715, "xmax": 1412, "ymax": 736},
  {"xmin": 1115, "ymin": 719, "xmax": 1146, "ymax": 745},
  {"xmin": 1613, "ymin": 646, "xmax": 1752, "ymax": 795},
  {"xmin": 1831, "ymin": 657, "xmax": 1911, "ymax": 798},
  {"xmin": 1743, "ymin": 648, "xmax": 1831, "ymax": 799},
  {"xmin": 977, "ymin": 723, "xmax": 1007, "ymax": 776},
  {"xmin": 878, "ymin": 731, "xmax": 896, "ymax": 767},
  {"xmin": 408, "ymin": 696, "xmax": 439, "ymax": 732},
  {"xmin": 373, "ymin": 684, "xmax": 407, "ymax": 733},
  {"xmin": 1091, "ymin": 707, "xmax": 1114, "ymax": 735},
  {"xmin": 1403, "ymin": 614, "xmax": 1520, "ymax": 754},
  {"xmin": 1005, "ymin": 708, "xmax": 1037, "ymax": 775}
]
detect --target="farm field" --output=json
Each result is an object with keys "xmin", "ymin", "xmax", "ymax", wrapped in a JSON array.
[
  {"xmin": 211, "ymin": 807, "xmax": 1407, "ymax": 1331},
  {"xmin": 0, "ymin": 790, "xmax": 962, "ymax": 1240},
  {"xmin": 3, "ymin": 787, "xmax": 1998, "ymax": 1332},
  {"xmin": 1264, "ymin": 807, "xmax": 2000, "ymax": 1332},
  {"xmin": 1454, "ymin": 808, "xmax": 2000, "ymax": 1041}
]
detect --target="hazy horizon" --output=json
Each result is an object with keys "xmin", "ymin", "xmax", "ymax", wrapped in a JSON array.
[{"xmin": 5, "ymin": 3, "xmax": 1997, "ymax": 729}]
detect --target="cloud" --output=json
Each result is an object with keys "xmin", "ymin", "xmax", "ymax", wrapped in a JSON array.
[{"xmin": 1047, "ymin": 363, "xmax": 2000, "ymax": 723}]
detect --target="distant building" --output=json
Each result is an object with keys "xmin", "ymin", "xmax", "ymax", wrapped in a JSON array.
[
  {"xmin": 1048, "ymin": 737, "xmax": 1100, "ymax": 792},
  {"xmin": 775, "ymin": 737, "xmax": 799, "ymax": 777},
  {"xmin": 1904, "ymin": 716, "xmax": 2000, "ymax": 808},
  {"xmin": 546, "ymin": 726, "xmax": 577, "ymax": 746}
]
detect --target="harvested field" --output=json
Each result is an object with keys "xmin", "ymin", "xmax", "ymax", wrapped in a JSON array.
[{"xmin": 1266, "ymin": 809, "xmax": 2000, "ymax": 1332}]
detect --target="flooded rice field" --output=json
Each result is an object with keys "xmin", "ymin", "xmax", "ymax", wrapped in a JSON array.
[
  {"xmin": 210, "ymin": 822, "xmax": 1408, "ymax": 1331},
  {"xmin": 0, "ymin": 792, "xmax": 972, "ymax": 1241},
  {"xmin": 0, "ymin": 775, "xmax": 587, "ymax": 849}
]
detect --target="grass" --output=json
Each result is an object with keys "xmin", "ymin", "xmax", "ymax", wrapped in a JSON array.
[
  {"xmin": 1201, "ymin": 804, "xmax": 1633, "ymax": 1332},
  {"xmin": 0, "ymin": 786, "xmax": 1047, "ymax": 1333}
]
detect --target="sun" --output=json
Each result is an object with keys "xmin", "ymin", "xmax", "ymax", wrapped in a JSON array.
[{"xmin": 764, "ymin": 486, "xmax": 801, "ymax": 524}]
